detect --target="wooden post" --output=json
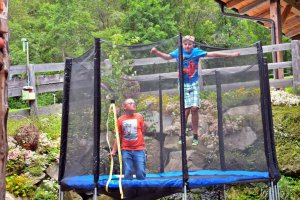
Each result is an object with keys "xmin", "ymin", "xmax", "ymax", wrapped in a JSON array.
[
  {"xmin": 291, "ymin": 40, "xmax": 300, "ymax": 94},
  {"xmin": 0, "ymin": 0, "xmax": 9, "ymax": 199},
  {"xmin": 198, "ymin": 62, "xmax": 204, "ymax": 91},
  {"xmin": 28, "ymin": 64, "xmax": 38, "ymax": 116},
  {"xmin": 270, "ymin": 0, "xmax": 285, "ymax": 80}
]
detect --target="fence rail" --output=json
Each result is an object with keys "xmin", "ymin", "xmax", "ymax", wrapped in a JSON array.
[{"xmin": 8, "ymin": 41, "xmax": 300, "ymax": 101}]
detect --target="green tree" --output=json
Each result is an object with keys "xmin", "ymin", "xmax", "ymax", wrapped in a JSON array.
[{"xmin": 121, "ymin": 0, "xmax": 177, "ymax": 43}]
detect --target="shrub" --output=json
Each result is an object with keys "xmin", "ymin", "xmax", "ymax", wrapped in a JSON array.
[
  {"xmin": 34, "ymin": 179, "xmax": 59, "ymax": 200},
  {"xmin": 37, "ymin": 91, "xmax": 63, "ymax": 107},
  {"xmin": 6, "ymin": 146, "xmax": 29, "ymax": 176},
  {"xmin": 24, "ymin": 153, "xmax": 48, "ymax": 177},
  {"xmin": 14, "ymin": 125, "xmax": 40, "ymax": 151},
  {"xmin": 6, "ymin": 174, "xmax": 36, "ymax": 198},
  {"xmin": 279, "ymin": 176, "xmax": 300, "ymax": 199},
  {"xmin": 273, "ymin": 106, "xmax": 300, "ymax": 141},
  {"xmin": 271, "ymin": 89, "xmax": 300, "ymax": 106},
  {"xmin": 37, "ymin": 114, "xmax": 62, "ymax": 140},
  {"xmin": 9, "ymin": 91, "xmax": 63, "ymax": 110}
]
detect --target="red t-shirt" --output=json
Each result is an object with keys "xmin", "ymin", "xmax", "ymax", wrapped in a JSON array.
[{"xmin": 117, "ymin": 113, "xmax": 145, "ymax": 151}]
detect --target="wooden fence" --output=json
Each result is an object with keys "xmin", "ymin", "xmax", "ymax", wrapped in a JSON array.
[{"xmin": 8, "ymin": 40, "xmax": 300, "ymax": 115}]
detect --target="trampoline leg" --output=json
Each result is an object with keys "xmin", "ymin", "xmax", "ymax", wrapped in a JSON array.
[
  {"xmin": 274, "ymin": 183, "xmax": 280, "ymax": 200},
  {"xmin": 58, "ymin": 186, "xmax": 63, "ymax": 200},
  {"xmin": 93, "ymin": 187, "xmax": 98, "ymax": 200},
  {"xmin": 182, "ymin": 183, "xmax": 187, "ymax": 200},
  {"xmin": 223, "ymin": 184, "xmax": 226, "ymax": 200},
  {"xmin": 269, "ymin": 181, "xmax": 275, "ymax": 200}
]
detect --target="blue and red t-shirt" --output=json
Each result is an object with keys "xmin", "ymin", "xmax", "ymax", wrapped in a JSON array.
[{"xmin": 170, "ymin": 48, "xmax": 207, "ymax": 83}]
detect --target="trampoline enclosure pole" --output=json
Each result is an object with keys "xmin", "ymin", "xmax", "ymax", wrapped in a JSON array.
[
  {"xmin": 215, "ymin": 70, "xmax": 226, "ymax": 170},
  {"xmin": 159, "ymin": 75, "xmax": 164, "ymax": 172},
  {"xmin": 178, "ymin": 33, "xmax": 189, "ymax": 185},
  {"xmin": 58, "ymin": 58, "xmax": 73, "ymax": 183},
  {"xmin": 93, "ymin": 38, "xmax": 101, "ymax": 192}
]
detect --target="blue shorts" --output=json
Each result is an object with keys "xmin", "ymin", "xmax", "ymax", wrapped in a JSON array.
[{"xmin": 179, "ymin": 81, "xmax": 200, "ymax": 108}]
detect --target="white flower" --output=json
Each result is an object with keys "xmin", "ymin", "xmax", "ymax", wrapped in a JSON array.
[{"xmin": 270, "ymin": 88, "xmax": 300, "ymax": 106}]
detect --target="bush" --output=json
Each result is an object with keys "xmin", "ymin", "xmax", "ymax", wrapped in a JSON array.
[
  {"xmin": 271, "ymin": 89, "xmax": 300, "ymax": 106},
  {"xmin": 279, "ymin": 176, "xmax": 300, "ymax": 199},
  {"xmin": 37, "ymin": 91, "xmax": 63, "ymax": 107},
  {"xmin": 273, "ymin": 106, "xmax": 300, "ymax": 141},
  {"xmin": 9, "ymin": 91, "xmax": 63, "ymax": 110},
  {"xmin": 6, "ymin": 174, "xmax": 36, "ymax": 198},
  {"xmin": 34, "ymin": 179, "xmax": 59, "ymax": 200},
  {"xmin": 37, "ymin": 114, "xmax": 62, "ymax": 140},
  {"xmin": 14, "ymin": 125, "xmax": 40, "ymax": 151},
  {"xmin": 9, "ymin": 96, "xmax": 29, "ymax": 110}
]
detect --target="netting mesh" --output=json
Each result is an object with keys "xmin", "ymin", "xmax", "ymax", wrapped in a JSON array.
[
  {"xmin": 63, "ymin": 47, "xmax": 95, "ymax": 178},
  {"xmin": 59, "ymin": 36, "xmax": 278, "ymax": 199}
]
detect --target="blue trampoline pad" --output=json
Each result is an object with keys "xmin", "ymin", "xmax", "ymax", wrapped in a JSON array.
[{"xmin": 61, "ymin": 170, "xmax": 269, "ymax": 191}]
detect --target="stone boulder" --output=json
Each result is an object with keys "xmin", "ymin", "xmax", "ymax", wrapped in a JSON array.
[
  {"xmin": 46, "ymin": 163, "xmax": 59, "ymax": 180},
  {"xmin": 224, "ymin": 127, "xmax": 257, "ymax": 150}
]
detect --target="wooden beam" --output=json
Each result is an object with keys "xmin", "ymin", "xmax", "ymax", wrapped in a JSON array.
[
  {"xmin": 239, "ymin": 0, "xmax": 269, "ymax": 14},
  {"xmin": 282, "ymin": 0, "xmax": 300, "ymax": 15},
  {"xmin": 291, "ymin": 34, "xmax": 300, "ymax": 39},
  {"xmin": 282, "ymin": 15, "xmax": 300, "ymax": 27},
  {"xmin": 281, "ymin": 4, "xmax": 292, "ymax": 24},
  {"xmin": 0, "ymin": 0, "xmax": 8, "ymax": 199},
  {"xmin": 283, "ymin": 0, "xmax": 300, "ymax": 10},
  {"xmin": 283, "ymin": 17, "xmax": 300, "ymax": 33},
  {"xmin": 291, "ymin": 40, "xmax": 300, "ymax": 93},
  {"xmin": 0, "ymin": 0, "xmax": 3, "ymax": 14},
  {"xmin": 270, "ymin": 0, "xmax": 284, "ymax": 79},
  {"xmin": 256, "ymin": 8, "xmax": 271, "ymax": 18},
  {"xmin": 226, "ymin": 0, "xmax": 245, "ymax": 9},
  {"xmin": 285, "ymin": 24, "xmax": 300, "ymax": 37}
]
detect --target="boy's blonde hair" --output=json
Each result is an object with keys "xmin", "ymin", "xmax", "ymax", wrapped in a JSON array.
[{"xmin": 182, "ymin": 35, "xmax": 195, "ymax": 42}]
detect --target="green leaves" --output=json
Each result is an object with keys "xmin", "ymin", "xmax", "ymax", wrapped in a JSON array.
[
  {"xmin": 121, "ymin": 0, "xmax": 176, "ymax": 42},
  {"xmin": 9, "ymin": 0, "xmax": 282, "ymax": 65}
]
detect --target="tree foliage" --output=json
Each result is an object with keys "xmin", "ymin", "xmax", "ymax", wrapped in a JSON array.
[{"xmin": 9, "ymin": 0, "xmax": 285, "ymax": 65}]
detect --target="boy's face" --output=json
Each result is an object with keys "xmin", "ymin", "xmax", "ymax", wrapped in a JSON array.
[
  {"xmin": 183, "ymin": 41, "xmax": 194, "ymax": 53},
  {"xmin": 123, "ymin": 99, "xmax": 136, "ymax": 112}
]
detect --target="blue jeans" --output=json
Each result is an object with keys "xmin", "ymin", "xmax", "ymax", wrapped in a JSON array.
[{"xmin": 122, "ymin": 150, "xmax": 146, "ymax": 180}]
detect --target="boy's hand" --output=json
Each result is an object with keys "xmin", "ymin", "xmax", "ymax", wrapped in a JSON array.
[
  {"xmin": 231, "ymin": 52, "xmax": 240, "ymax": 57},
  {"xmin": 150, "ymin": 47, "xmax": 158, "ymax": 54},
  {"xmin": 108, "ymin": 151, "xmax": 117, "ymax": 158}
]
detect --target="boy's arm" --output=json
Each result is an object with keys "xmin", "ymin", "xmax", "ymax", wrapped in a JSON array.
[
  {"xmin": 150, "ymin": 47, "xmax": 173, "ymax": 60},
  {"xmin": 111, "ymin": 139, "xmax": 118, "ymax": 156},
  {"xmin": 141, "ymin": 116, "xmax": 145, "ymax": 134},
  {"xmin": 111, "ymin": 117, "xmax": 123, "ymax": 156},
  {"xmin": 206, "ymin": 52, "xmax": 240, "ymax": 57}
]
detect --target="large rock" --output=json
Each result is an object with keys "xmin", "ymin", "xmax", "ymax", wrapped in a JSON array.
[
  {"xmin": 145, "ymin": 137, "xmax": 161, "ymax": 173},
  {"xmin": 5, "ymin": 192, "xmax": 22, "ymax": 200},
  {"xmin": 25, "ymin": 172, "xmax": 46, "ymax": 185},
  {"xmin": 224, "ymin": 127, "xmax": 257, "ymax": 150},
  {"xmin": 63, "ymin": 191, "xmax": 83, "ymax": 200},
  {"xmin": 164, "ymin": 150, "xmax": 196, "ymax": 171},
  {"xmin": 164, "ymin": 134, "xmax": 181, "ymax": 149},
  {"xmin": 46, "ymin": 163, "xmax": 59, "ymax": 180},
  {"xmin": 142, "ymin": 111, "xmax": 173, "ymax": 133},
  {"xmin": 225, "ymin": 104, "xmax": 260, "ymax": 116},
  {"xmin": 7, "ymin": 136, "xmax": 17, "ymax": 149}
]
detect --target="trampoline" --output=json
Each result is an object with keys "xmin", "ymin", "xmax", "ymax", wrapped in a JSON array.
[{"xmin": 58, "ymin": 35, "xmax": 280, "ymax": 200}]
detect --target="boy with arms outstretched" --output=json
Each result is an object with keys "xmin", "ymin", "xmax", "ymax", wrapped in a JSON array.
[{"xmin": 150, "ymin": 35, "xmax": 240, "ymax": 145}]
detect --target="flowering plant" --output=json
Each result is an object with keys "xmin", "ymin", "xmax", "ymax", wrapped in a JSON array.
[{"xmin": 271, "ymin": 88, "xmax": 300, "ymax": 106}]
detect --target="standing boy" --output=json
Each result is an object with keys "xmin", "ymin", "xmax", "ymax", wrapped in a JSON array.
[
  {"xmin": 150, "ymin": 35, "xmax": 240, "ymax": 145},
  {"xmin": 111, "ymin": 98, "xmax": 146, "ymax": 180}
]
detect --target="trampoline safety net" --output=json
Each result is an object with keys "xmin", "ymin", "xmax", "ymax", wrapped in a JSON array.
[{"xmin": 58, "ymin": 36, "xmax": 280, "ymax": 200}]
